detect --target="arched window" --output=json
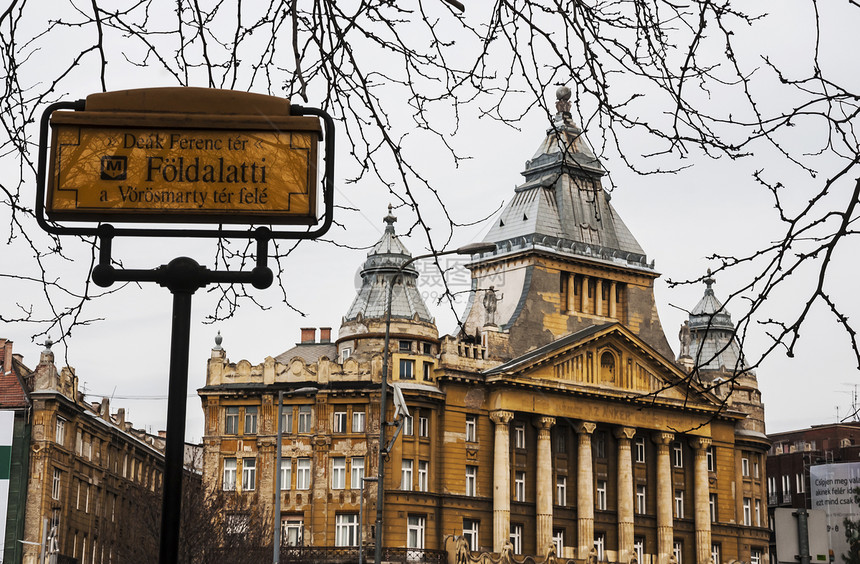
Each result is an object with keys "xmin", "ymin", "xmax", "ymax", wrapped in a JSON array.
[{"xmin": 600, "ymin": 351, "xmax": 616, "ymax": 383}]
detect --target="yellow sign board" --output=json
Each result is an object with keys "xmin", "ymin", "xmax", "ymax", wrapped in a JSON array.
[{"xmin": 46, "ymin": 90, "xmax": 321, "ymax": 225}]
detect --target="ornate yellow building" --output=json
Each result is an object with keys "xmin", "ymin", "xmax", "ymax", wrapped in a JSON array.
[{"xmin": 198, "ymin": 89, "xmax": 769, "ymax": 564}]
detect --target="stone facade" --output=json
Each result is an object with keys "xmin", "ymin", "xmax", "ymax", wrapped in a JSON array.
[
  {"xmin": 14, "ymin": 341, "xmax": 166, "ymax": 564},
  {"xmin": 198, "ymin": 89, "xmax": 769, "ymax": 564}
]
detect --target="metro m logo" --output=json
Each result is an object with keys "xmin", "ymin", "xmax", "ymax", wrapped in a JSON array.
[{"xmin": 101, "ymin": 156, "xmax": 127, "ymax": 180}]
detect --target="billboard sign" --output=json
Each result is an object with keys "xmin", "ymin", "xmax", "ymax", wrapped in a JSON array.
[{"xmin": 810, "ymin": 462, "xmax": 860, "ymax": 562}]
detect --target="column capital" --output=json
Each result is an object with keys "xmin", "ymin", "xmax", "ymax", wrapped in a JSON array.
[
  {"xmin": 689, "ymin": 436, "xmax": 712, "ymax": 450},
  {"xmin": 575, "ymin": 421, "xmax": 597, "ymax": 435},
  {"xmin": 614, "ymin": 426, "xmax": 636, "ymax": 441},
  {"xmin": 490, "ymin": 410, "xmax": 514, "ymax": 426},
  {"xmin": 533, "ymin": 416, "xmax": 556, "ymax": 430},
  {"xmin": 651, "ymin": 431, "xmax": 674, "ymax": 445}
]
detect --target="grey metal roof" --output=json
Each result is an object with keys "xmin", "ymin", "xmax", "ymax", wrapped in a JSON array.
[
  {"xmin": 688, "ymin": 273, "xmax": 746, "ymax": 371},
  {"xmin": 482, "ymin": 100, "xmax": 650, "ymax": 270},
  {"xmin": 343, "ymin": 207, "xmax": 433, "ymax": 323}
]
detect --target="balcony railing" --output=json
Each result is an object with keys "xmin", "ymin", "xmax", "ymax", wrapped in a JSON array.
[
  {"xmin": 767, "ymin": 493, "xmax": 778, "ymax": 505},
  {"xmin": 782, "ymin": 491, "xmax": 792, "ymax": 504},
  {"xmin": 279, "ymin": 546, "xmax": 447, "ymax": 564}
]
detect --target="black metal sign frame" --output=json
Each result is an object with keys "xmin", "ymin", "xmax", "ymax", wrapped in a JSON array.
[{"xmin": 33, "ymin": 89, "xmax": 335, "ymax": 564}]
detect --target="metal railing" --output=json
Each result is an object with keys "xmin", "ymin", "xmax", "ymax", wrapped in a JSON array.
[{"xmin": 278, "ymin": 546, "xmax": 447, "ymax": 563}]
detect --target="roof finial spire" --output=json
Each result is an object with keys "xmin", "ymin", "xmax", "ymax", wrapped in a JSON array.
[
  {"xmin": 704, "ymin": 268, "xmax": 715, "ymax": 294},
  {"xmin": 384, "ymin": 204, "xmax": 397, "ymax": 234}
]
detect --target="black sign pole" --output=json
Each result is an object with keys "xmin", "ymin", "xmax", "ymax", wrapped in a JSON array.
[{"xmin": 37, "ymin": 92, "xmax": 336, "ymax": 564}]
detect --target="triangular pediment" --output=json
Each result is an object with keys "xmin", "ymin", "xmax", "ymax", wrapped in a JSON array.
[{"xmin": 484, "ymin": 323, "xmax": 720, "ymax": 410}]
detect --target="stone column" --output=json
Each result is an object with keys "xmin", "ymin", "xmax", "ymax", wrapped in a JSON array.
[
  {"xmin": 595, "ymin": 279, "xmax": 603, "ymax": 317},
  {"xmin": 690, "ymin": 437, "xmax": 713, "ymax": 564},
  {"xmin": 535, "ymin": 416, "xmax": 556, "ymax": 555},
  {"xmin": 582, "ymin": 276, "xmax": 590, "ymax": 314},
  {"xmin": 491, "ymin": 410, "xmax": 514, "ymax": 552},
  {"xmin": 653, "ymin": 432, "xmax": 674, "ymax": 564},
  {"xmin": 609, "ymin": 281, "xmax": 617, "ymax": 319},
  {"xmin": 614, "ymin": 427, "xmax": 636, "ymax": 562},
  {"xmin": 576, "ymin": 421, "xmax": 597, "ymax": 558},
  {"xmin": 568, "ymin": 273, "xmax": 576, "ymax": 312}
]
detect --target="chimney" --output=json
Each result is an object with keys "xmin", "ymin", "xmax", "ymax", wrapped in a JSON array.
[
  {"xmin": 319, "ymin": 327, "xmax": 332, "ymax": 343},
  {"xmin": 300, "ymin": 327, "xmax": 316, "ymax": 344}
]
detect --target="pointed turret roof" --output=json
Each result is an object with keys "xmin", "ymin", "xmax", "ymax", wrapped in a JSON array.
[
  {"xmin": 482, "ymin": 87, "xmax": 651, "ymax": 270},
  {"xmin": 343, "ymin": 206, "xmax": 434, "ymax": 323},
  {"xmin": 688, "ymin": 271, "xmax": 745, "ymax": 371}
]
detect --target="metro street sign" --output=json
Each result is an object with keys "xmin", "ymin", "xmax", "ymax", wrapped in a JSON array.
[{"xmin": 45, "ymin": 88, "xmax": 321, "ymax": 225}]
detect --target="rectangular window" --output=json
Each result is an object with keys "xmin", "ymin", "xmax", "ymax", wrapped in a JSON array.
[
  {"xmin": 674, "ymin": 490, "xmax": 684, "ymax": 519},
  {"xmin": 466, "ymin": 465, "xmax": 477, "ymax": 496},
  {"xmin": 556, "ymin": 476, "xmax": 567, "ymax": 506},
  {"xmin": 407, "ymin": 515, "xmax": 426, "ymax": 550},
  {"xmin": 510, "ymin": 523, "xmax": 523, "ymax": 554},
  {"xmin": 706, "ymin": 446, "xmax": 715, "ymax": 472},
  {"xmin": 352, "ymin": 411, "xmax": 366, "ymax": 433},
  {"xmin": 709, "ymin": 493, "xmax": 717, "ymax": 522},
  {"xmin": 594, "ymin": 431, "xmax": 606, "ymax": 459},
  {"xmin": 52, "ymin": 469, "xmax": 62, "ymax": 500},
  {"xmin": 56, "ymin": 418, "xmax": 66, "ymax": 445},
  {"xmin": 242, "ymin": 458, "xmax": 256, "ymax": 491},
  {"xmin": 400, "ymin": 358, "xmax": 415, "ymax": 379},
  {"xmin": 280, "ymin": 459, "xmax": 291, "ymax": 490},
  {"xmin": 419, "ymin": 416, "xmax": 429, "ymax": 438},
  {"xmin": 782, "ymin": 474, "xmax": 791, "ymax": 492},
  {"xmin": 282, "ymin": 517, "xmax": 304, "ymax": 547},
  {"xmin": 554, "ymin": 429, "xmax": 567, "ymax": 454},
  {"xmin": 403, "ymin": 415, "xmax": 413, "ymax": 436},
  {"xmin": 340, "ymin": 347, "xmax": 352, "ymax": 364},
  {"xmin": 596, "ymin": 480, "xmax": 607, "ymax": 510},
  {"xmin": 466, "ymin": 415, "xmax": 477, "ymax": 442},
  {"xmin": 634, "ymin": 538, "xmax": 645, "ymax": 564},
  {"xmin": 297, "ymin": 458, "xmax": 311, "ymax": 490},
  {"xmin": 335, "ymin": 514, "xmax": 359, "ymax": 547},
  {"xmin": 223, "ymin": 458, "xmax": 237, "ymax": 490},
  {"xmin": 742, "ymin": 454, "xmax": 750, "ymax": 477},
  {"xmin": 418, "ymin": 460, "xmax": 429, "ymax": 492},
  {"xmin": 553, "ymin": 530, "xmax": 565, "ymax": 558},
  {"xmin": 635, "ymin": 437, "xmax": 646, "ymax": 463},
  {"xmin": 673, "ymin": 442, "xmax": 683, "ymax": 468},
  {"xmin": 333, "ymin": 411, "xmax": 347, "ymax": 433},
  {"xmin": 244, "ymin": 406, "xmax": 258, "ymax": 434},
  {"xmin": 423, "ymin": 361, "xmax": 432, "ymax": 380},
  {"xmin": 673, "ymin": 541, "xmax": 683, "ymax": 564},
  {"xmin": 636, "ymin": 485, "xmax": 646, "ymax": 514},
  {"xmin": 743, "ymin": 497, "xmax": 752, "ymax": 526},
  {"xmin": 332, "ymin": 457, "xmax": 346, "ymax": 489},
  {"xmin": 402, "ymin": 459, "xmax": 413, "ymax": 491},
  {"xmin": 751, "ymin": 549, "xmax": 762, "ymax": 564},
  {"xmin": 399, "ymin": 340, "xmax": 413, "ymax": 352},
  {"xmin": 351, "ymin": 457, "xmax": 365, "ymax": 490},
  {"xmin": 754, "ymin": 459, "xmax": 760, "ymax": 479},
  {"xmin": 76, "ymin": 429, "xmax": 82, "ymax": 455},
  {"xmin": 423, "ymin": 342, "xmax": 432, "ymax": 355},
  {"xmin": 594, "ymin": 533, "xmax": 605, "ymax": 561},
  {"xmin": 796, "ymin": 473, "xmax": 805, "ymax": 493},
  {"xmin": 463, "ymin": 519, "xmax": 479, "ymax": 551},
  {"xmin": 755, "ymin": 499, "xmax": 762, "ymax": 527},
  {"xmin": 514, "ymin": 425, "xmax": 525, "ymax": 449},
  {"xmin": 514, "ymin": 471, "xmax": 525, "ymax": 501},
  {"xmin": 298, "ymin": 406, "xmax": 312, "ymax": 433},
  {"xmin": 711, "ymin": 544, "xmax": 721, "ymax": 564},
  {"xmin": 225, "ymin": 407, "xmax": 239, "ymax": 435},
  {"xmin": 281, "ymin": 410, "xmax": 293, "ymax": 434}
]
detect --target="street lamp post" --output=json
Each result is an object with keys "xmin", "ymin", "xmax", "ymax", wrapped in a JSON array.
[{"xmin": 373, "ymin": 242, "xmax": 496, "ymax": 564}]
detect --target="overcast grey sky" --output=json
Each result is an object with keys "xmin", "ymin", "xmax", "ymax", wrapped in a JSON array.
[{"xmin": 2, "ymin": 1, "xmax": 858, "ymax": 442}]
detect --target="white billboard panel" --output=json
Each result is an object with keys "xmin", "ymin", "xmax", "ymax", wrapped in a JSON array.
[{"xmin": 809, "ymin": 462, "xmax": 860, "ymax": 562}]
